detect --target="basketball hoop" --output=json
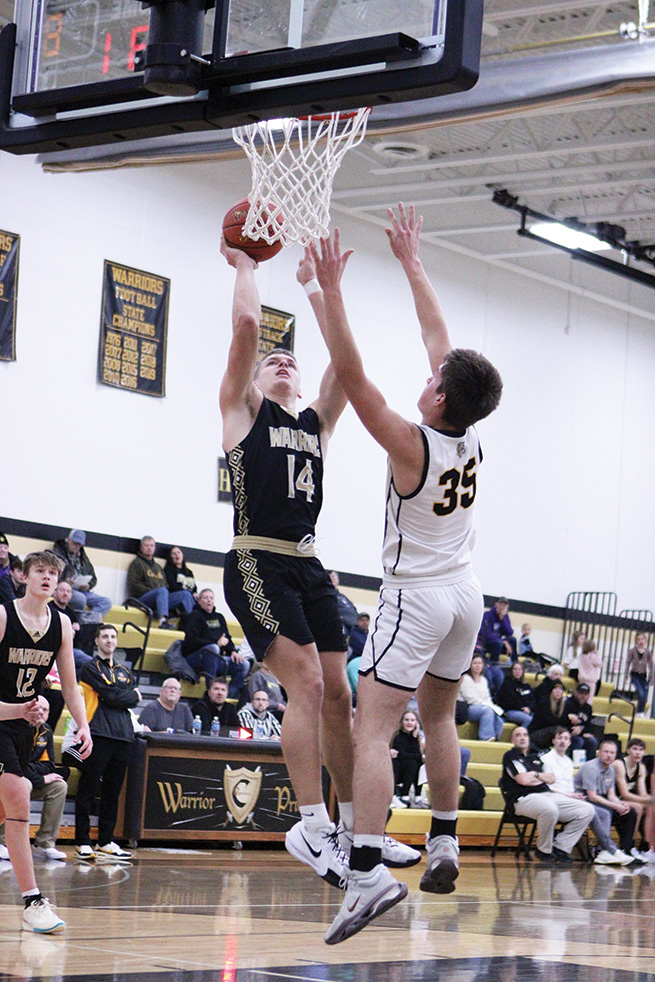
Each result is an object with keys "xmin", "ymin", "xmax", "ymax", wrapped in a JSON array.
[{"xmin": 232, "ymin": 108, "xmax": 371, "ymax": 246}]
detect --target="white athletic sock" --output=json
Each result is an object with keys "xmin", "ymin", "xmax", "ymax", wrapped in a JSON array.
[
  {"xmin": 338, "ymin": 801, "xmax": 354, "ymax": 831},
  {"xmin": 23, "ymin": 888, "xmax": 40, "ymax": 900},
  {"xmin": 353, "ymin": 834, "xmax": 384, "ymax": 850},
  {"xmin": 432, "ymin": 809, "xmax": 458, "ymax": 821},
  {"xmin": 300, "ymin": 804, "xmax": 331, "ymax": 830}
]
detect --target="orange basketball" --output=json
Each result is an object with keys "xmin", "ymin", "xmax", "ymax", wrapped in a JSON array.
[{"xmin": 222, "ymin": 198, "xmax": 283, "ymax": 261}]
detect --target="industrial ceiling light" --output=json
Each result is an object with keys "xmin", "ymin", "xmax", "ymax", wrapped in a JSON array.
[
  {"xmin": 492, "ymin": 188, "xmax": 655, "ymax": 290},
  {"xmin": 529, "ymin": 221, "xmax": 612, "ymax": 253}
]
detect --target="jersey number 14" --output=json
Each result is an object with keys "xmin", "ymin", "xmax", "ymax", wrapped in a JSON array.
[{"xmin": 287, "ymin": 455, "xmax": 315, "ymax": 502}]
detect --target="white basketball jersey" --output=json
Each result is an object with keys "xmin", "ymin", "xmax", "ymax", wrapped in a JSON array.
[{"xmin": 381, "ymin": 424, "xmax": 482, "ymax": 586}]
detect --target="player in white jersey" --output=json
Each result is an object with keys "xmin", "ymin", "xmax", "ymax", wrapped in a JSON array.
[{"xmin": 311, "ymin": 204, "xmax": 503, "ymax": 944}]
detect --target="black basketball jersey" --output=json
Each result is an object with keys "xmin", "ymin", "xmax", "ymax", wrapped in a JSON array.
[
  {"xmin": 0, "ymin": 601, "xmax": 62, "ymax": 733},
  {"xmin": 227, "ymin": 396, "xmax": 324, "ymax": 541}
]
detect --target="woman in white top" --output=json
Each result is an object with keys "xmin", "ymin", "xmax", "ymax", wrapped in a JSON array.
[{"xmin": 458, "ymin": 654, "xmax": 504, "ymax": 740}]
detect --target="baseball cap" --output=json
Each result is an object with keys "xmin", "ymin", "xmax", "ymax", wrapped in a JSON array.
[
  {"xmin": 576, "ymin": 683, "xmax": 591, "ymax": 693},
  {"xmin": 68, "ymin": 529, "xmax": 86, "ymax": 545},
  {"xmin": 0, "ymin": 533, "xmax": 7, "ymax": 546}
]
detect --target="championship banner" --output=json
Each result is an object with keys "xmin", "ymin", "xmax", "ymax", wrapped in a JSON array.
[
  {"xmin": 144, "ymin": 753, "xmax": 329, "ymax": 833},
  {"xmin": 258, "ymin": 305, "xmax": 295, "ymax": 358},
  {"xmin": 0, "ymin": 230, "xmax": 19, "ymax": 362},
  {"xmin": 98, "ymin": 260, "xmax": 169, "ymax": 397}
]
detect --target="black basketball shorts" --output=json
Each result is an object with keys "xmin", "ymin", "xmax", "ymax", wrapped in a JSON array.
[
  {"xmin": 0, "ymin": 725, "xmax": 33, "ymax": 779},
  {"xmin": 223, "ymin": 550, "xmax": 347, "ymax": 660}
]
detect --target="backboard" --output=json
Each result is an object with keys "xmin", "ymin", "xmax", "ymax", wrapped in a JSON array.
[{"xmin": 0, "ymin": 0, "xmax": 483, "ymax": 155}]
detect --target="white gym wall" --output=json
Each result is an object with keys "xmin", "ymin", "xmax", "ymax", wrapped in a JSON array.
[{"xmin": 1, "ymin": 149, "xmax": 654, "ymax": 611}]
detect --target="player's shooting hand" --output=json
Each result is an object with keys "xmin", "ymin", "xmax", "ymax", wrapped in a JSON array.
[
  {"xmin": 220, "ymin": 235, "xmax": 258, "ymax": 270},
  {"xmin": 385, "ymin": 202, "xmax": 423, "ymax": 264}
]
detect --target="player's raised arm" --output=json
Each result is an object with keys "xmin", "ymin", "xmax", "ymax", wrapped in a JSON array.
[
  {"xmin": 386, "ymin": 203, "xmax": 451, "ymax": 374},
  {"xmin": 298, "ymin": 248, "xmax": 347, "ymax": 446},
  {"xmin": 311, "ymin": 230, "xmax": 424, "ymax": 486},
  {"xmin": 219, "ymin": 239, "xmax": 264, "ymax": 450}
]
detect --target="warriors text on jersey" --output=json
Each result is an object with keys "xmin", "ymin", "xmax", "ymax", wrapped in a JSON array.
[
  {"xmin": 0, "ymin": 600, "xmax": 62, "ymax": 732},
  {"xmin": 227, "ymin": 396, "xmax": 324, "ymax": 542},
  {"xmin": 382, "ymin": 424, "xmax": 482, "ymax": 585}
]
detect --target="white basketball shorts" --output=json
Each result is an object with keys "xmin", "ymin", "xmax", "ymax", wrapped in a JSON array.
[{"xmin": 359, "ymin": 571, "xmax": 483, "ymax": 691}]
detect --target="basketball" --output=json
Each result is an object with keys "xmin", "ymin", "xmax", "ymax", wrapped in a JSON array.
[{"xmin": 222, "ymin": 198, "xmax": 283, "ymax": 261}]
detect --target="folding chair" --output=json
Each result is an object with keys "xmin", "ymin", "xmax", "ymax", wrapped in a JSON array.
[{"xmin": 490, "ymin": 778, "xmax": 537, "ymax": 860}]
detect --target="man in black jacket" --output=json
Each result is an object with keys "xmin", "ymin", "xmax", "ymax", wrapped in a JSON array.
[
  {"xmin": 564, "ymin": 683, "xmax": 598, "ymax": 758},
  {"xmin": 191, "ymin": 677, "xmax": 240, "ymax": 735},
  {"xmin": 74, "ymin": 623, "xmax": 138, "ymax": 861},
  {"xmin": 0, "ymin": 556, "xmax": 26, "ymax": 603},
  {"xmin": 182, "ymin": 589, "xmax": 249, "ymax": 699}
]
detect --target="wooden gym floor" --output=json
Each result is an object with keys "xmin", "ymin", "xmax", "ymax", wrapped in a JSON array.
[{"xmin": 1, "ymin": 846, "xmax": 655, "ymax": 981}]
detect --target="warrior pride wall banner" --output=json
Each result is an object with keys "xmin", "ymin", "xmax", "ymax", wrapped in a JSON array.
[
  {"xmin": 0, "ymin": 230, "xmax": 19, "ymax": 362},
  {"xmin": 98, "ymin": 260, "xmax": 170, "ymax": 397}
]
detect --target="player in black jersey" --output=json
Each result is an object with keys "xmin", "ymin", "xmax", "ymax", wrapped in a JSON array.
[
  {"xmin": 0, "ymin": 550, "xmax": 92, "ymax": 934},
  {"xmin": 220, "ymin": 240, "xmax": 422, "ymax": 886}
]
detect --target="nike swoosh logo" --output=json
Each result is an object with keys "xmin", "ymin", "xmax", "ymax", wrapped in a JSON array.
[
  {"xmin": 301, "ymin": 833, "xmax": 323, "ymax": 859},
  {"xmin": 347, "ymin": 897, "xmax": 360, "ymax": 913}
]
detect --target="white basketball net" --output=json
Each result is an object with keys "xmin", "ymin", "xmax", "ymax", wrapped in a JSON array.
[{"xmin": 232, "ymin": 108, "xmax": 371, "ymax": 246}]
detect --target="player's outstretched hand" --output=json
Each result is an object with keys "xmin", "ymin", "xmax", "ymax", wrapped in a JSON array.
[
  {"xmin": 385, "ymin": 202, "xmax": 423, "ymax": 265},
  {"xmin": 310, "ymin": 229, "xmax": 353, "ymax": 292},
  {"xmin": 220, "ymin": 235, "xmax": 258, "ymax": 270},
  {"xmin": 296, "ymin": 247, "xmax": 316, "ymax": 287}
]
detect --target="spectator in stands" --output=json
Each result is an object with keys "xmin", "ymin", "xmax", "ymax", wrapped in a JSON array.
[
  {"xmin": 390, "ymin": 711, "xmax": 425, "ymax": 801},
  {"xmin": 191, "ymin": 676, "xmax": 239, "ymax": 734},
  {"xmin": 574, "ymin": 738, "xmax": 637, "ymax": 865},
  {"xmin": 612, "ymin": 737, "xmax": 652, "ymax": 859},
  {"xmin": 496, "ymin": 661, "xmax": 535, "ymax": 728},
  {"xmin": 49, "ymin": 580, "xmax": 93, "ymax": 677},
  {"xmin": 74, "ymin": 624, "xmax": 138, "ymax": 861},
  {"xmin": 138, "ymin": 677, "xmax": 194, "ymax": 733},
  {"xmin": 528, "ymin": 680, "xmax": 569, "ymax": 749},
  {"xmin": 578, "ymin": 638, "xmax": 602, "ymax": 701},
  {"xmin": 458, "ymin": 654, "xmax": 504, "ymax": 741},
  {"xmin": 0, "ymin": 714, "xmax": 68, "ymax": 863},
  {"xmin": 532, "ymin": 663, "xmax": 567, "ymax": 704},
  {"xmin": 564, "ymin": 683, "xmax": 598, "ymax": 758},
  {"xmin": 518, "ymin": 623, "xmax": 533, "ymax": 657},
  {"xmin": 182, "ymin": 588, "xmax": 249, "ymax": 699},
  {"xmin": 562, "ymin": 630, "xmax": 586, "ymax": 682},
  {"xmin": 53, "ymin": 530, "xmax": 112, "ymax": 620},
  {"xmin": 329, "ymin": 570, "xmax": 358, "ymax": 636},
  {"xmin": 0, "ymin": 555, "xmax": 26, "ymax": 603},
  {"xmin": 502, "ymin": 726, "xmax": 594, "ymax": 863},
  {"xmin": 0, "ymin": 532, "xmax": 15, "ymax": 578},
  {"xmin": 347, "ymin": 612, "xmax": 370, "ymax": 662},
  {"xmin": 247, "ymin": 661, "xmax": 286, "ymax": 720},
  {"xmin": 624, "ymin": 632, "xmax": 653, "ymax": 716},
  {"xmin": 127, "ymin": 535, "xmax": 177, "ymax": 629},
  {"xmin": 477, "ymin": 597, "xmax": 518, "ymax": 665},
  {"xmin": 163, "ymin": 546, "xmax": 197, "ymax": 617},
  {"xmin": 540, "ymin": 727, "xmax": 580, "ymax": 794},
  {"xmin": 238, "ymin": 690, "xmax": 282, "ymax": 740}
]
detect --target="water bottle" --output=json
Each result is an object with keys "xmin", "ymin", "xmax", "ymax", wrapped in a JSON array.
[
  {"xmin": 192, "ymin": 715, "xmax": 202, "ymax": 737},
  {"xmin": 253, "ymin": 719, "xmax": 267, "ymax": 740},
  {"xmin": 210, "ymin": 716, "xmax": 221, "ymax": 738}
]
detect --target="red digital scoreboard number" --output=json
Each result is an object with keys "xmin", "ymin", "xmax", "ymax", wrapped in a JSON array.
[{"xmin": 102, "ymin": 25, "xmax": 148, "ymax": 75}]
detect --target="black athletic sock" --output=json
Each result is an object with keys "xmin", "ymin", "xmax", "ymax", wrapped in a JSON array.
[
  {"xmin": 430, "ymin": 818, "xmax": 457, "ymax": 840},
  {"xmin": 350, "ymin": 845, "xmax": 382, "ymax": 873}
]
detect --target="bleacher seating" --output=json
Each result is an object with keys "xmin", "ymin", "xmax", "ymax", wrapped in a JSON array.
[{"xmin": 42, "ymin": 610, "xmax": 655, "ymax": 851}]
